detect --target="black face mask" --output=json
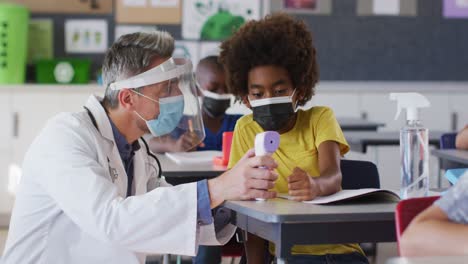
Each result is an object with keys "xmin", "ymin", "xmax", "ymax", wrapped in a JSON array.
[
  {"xmin": 202, "ymin": 97, "xmax": 231, "ymax": 118},
  {"xmin": 252, "ymin": 103, "xmax": 295, "ymax": 131}
]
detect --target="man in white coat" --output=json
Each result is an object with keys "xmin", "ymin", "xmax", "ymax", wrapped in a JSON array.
[{"xmin": 1, "ymin": 31, "xmax": 278, "ymax": 264}]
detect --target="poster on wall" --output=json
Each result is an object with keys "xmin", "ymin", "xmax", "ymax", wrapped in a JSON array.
[
  {"xmin": 199, "ymin": 42, "xmax": 221, "ymax": 59},
  {"xmin": 13, "ymin": 0, "xmax": 112, "ymax": 14},
  {"xmin": 270, "ymin": 0, "xmax": 331, "ymax": 14},
  {"xmin": 28, "ymin": 19, "xmax": 53, "ymax": 64},
  {"xmin": 174, "ymin": 41, "xmax": 200, "ymax": 68},
  {"xmin": 444, "ymin": 0, "xmax": 468, "ymax": 18},
  {"xmin": 116, "ymin": 0, "xmax": 181, "ymax": 24},
  {"xmin": 182, "ymin": 0, "xmax": 260, "ymax": 40},
  {"xmin": 356, "ymin": 0, "xmax": 417, "ymax": 16},
  {"xmin": 65, "ymin": 19, "xmax": 108, "ymax": 54},
  {"xmin": 373, "ymin": 0, "xmax": 400, "ymax": 15},
  {"xmin": 114, "ymin": 25, "xmax": 158, "ymax": 41},
  {"xmin": 151, "ymin": 0, "xmax": 179, "ymax": 7}
]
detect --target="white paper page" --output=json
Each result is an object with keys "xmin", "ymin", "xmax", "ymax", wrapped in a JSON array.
[
  {"xmin": 151, "ymin": 0, "xmax": 179, "ymax": 7},
  {"xmin": 278, "ymin": 189, "xmax": 400, "ymax": 204},
  {"xmin": 165, "ymin": 151, "xmax": 222, "ymax": 164},
  {"xmin": 123, "ymin": 0, "xmax": 147, "ymax": 7},
  {"xmin": 373, "ymin": 0, "xmax": 400, "ymax": 15}
]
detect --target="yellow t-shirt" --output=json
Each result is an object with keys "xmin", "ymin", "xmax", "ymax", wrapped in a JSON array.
[{"xmin": 227, "ymin": 106, "xmax": 364, "ymax": 256}]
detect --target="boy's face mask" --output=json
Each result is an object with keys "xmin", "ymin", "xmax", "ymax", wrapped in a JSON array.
[
  {"xmin": 200, "ymin": 89, "xmax": 232, "ymax": 118},
  {"xmin": 249, "ymin": 90, "xmax": 296, "ymax": 131}
]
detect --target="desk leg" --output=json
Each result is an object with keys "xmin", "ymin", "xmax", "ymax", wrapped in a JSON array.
[
  {"xmin": 162, "ymin": 254, "xmax": 170, "ymax": 264},
  {"xmin": 276, "ymin": 258, "xmax": 288, "ymax": 264},
  {"xmin": 277, "ymin": 258, "xmax": 288, "ymax": 264},
  {"xmin": 373, "ymin": 147, "xmax": 379, "ymax": 167}
]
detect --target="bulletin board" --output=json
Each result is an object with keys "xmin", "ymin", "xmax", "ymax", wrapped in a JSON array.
[{"xmin": 26, "ymin": 0, "xmax": 468, "ymax": 81}]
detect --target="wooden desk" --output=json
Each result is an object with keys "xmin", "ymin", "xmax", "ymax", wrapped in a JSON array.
[
  {"xmin": 337, "ymin": 118, "xmax": 385, "ymax": 131},
  {"xmin": 387, "ymin": 256, "xmax": 468, "ymax": 264},
  {"xmin": 223, "ymin": 198, "xmax": 397, "ymax": 264},
  {"xmin": 344, "ymin": 131, "xmax": 444, "ymax": 153}
]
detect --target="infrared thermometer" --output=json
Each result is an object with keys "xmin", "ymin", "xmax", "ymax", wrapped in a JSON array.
[{"xmin": 254, "ymin": 131, "xmax": 280, "ymax": 201}]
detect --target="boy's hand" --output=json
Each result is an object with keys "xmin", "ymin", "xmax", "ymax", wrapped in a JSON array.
[
  {"xmin": 287, "ymin": 167, "xmax": 321, "ymax": 201},
  {"xmin": 174, "ymin": 132, "xmax": 205, "ymax": 152}
]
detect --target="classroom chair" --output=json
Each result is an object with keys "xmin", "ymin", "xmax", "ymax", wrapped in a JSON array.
[
  {"xmin": 394, "ymin": 196, "xmax": 440, "ymax": 255},
  {"xmin": 440, "ymin": 132, "xmax": 457, "ymax": 149},
  {"xmin": 439, "ymin": 132, "xmax": 465, "ymax": 183},
  {"xmin": 341, "ymin": 159, "xmax": 380, "ymax": 190},
  {"xmin": 340, "ymin": 159, "xmax": 380, "ymax": 261},
  {"xmin": 221, "ymin": 237, "xmax": 244, "ymax": 264}
]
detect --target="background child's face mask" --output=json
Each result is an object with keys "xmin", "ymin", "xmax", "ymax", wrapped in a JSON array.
[{"xmin": 199, "ymin": 88, "xmax": 232, "ymax": 118}]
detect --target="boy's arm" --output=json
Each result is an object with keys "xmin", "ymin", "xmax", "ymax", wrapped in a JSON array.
[
  {"xmin": 148, "ymin": 136, "xmax": 176, "ymax": 153},
  {"xmin": 314, "ymin": 141, "xmax": 343, "ymax": 195},
  {"xmin": 287, "ymin": 141, "xmax": 342, "ymax": 201},
  {"xmin": 149, "ymin": 134, "xmax": 201, "ymax": 153},
  {"xmin": 400, "ymin": 205, "xmax": 468, "ymax": 256},
  {"xmin": 455, "ymin": 125, "xmax": 468, "ymax": 150}
]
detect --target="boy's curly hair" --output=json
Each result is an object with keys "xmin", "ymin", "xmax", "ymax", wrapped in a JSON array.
[{"xmin": 219, "ymin": 13, "xmax": 318, "ymax": 106}]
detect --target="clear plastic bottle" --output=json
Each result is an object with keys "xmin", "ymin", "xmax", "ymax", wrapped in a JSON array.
[
  {"xmin": 400, "ymin": 120, "xmax": 429, "ymax": 199},
  {"xmin": 390, "ymin": 92, "xmax": 431, "ymax": 199}
]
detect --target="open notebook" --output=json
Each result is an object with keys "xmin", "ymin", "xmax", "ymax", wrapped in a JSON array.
[
  {"xmin": 165, "ymin": 151, "xmax": 222, "ymax": 164},
  {"xmin": 278, "ymin": 188, "xmax": 400, "ymax": 204}
]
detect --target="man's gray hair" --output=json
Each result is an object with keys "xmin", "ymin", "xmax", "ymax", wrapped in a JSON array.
[{"xmin": 102, "ymin": 31, "xmax": 175, "ymax": 109}]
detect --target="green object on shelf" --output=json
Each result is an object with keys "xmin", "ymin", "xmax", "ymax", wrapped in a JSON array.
[
  {"xmin": 0, "ymin": 3, "xmax": 29, "ymax": 84},
  {"xmin": 36, "ymin": 59, "xmax": 91, "ymax": 84}
]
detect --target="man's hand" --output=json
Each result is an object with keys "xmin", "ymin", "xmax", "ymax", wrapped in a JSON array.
[
  {"xmin": 207, "ymin": 149, "xmax": 278, "ymax": 208},
  {"xmin": 287, "ymin": 167, "xmax": 321, "ymax": 201}
]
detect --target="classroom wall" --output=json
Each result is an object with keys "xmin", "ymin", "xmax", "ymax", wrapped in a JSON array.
[{"xmin": 27, "ymin": 0, "xmax": 468, "ymax": 81}]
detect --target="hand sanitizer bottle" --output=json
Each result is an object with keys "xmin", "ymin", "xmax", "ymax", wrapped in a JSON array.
[{"xmin": 390, "ymin": 93, "xmax": 431, "ymax": 199}]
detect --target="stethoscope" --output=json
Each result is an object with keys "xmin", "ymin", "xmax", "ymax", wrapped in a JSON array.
[{"xmin": 84, "ymin": 106, "xmax": 162, "ymax": 182}]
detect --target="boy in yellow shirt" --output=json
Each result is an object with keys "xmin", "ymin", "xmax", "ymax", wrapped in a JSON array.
[{"xmin": 219, "ymin": 13, "xmax": 368, "ymax": 264}]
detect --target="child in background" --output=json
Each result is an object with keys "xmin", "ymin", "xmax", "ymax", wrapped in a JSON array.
[
  {"xmin": 149, "ymin": 56, "xmax": 241, "ymax": 153},
  {"xmin": 149, "ymin": 56, "xmax": 241, "ymax": 264},
  {"xmin": 400, "ymin": 172, "xmax": 468, "ymax": 256},
  {"xmin": 220, "ymin": 13, "xmax": 368, "ymax": 264},
  {"xmin": 456, "ymin": 125, "xmax": 468, "ymax": 150}
]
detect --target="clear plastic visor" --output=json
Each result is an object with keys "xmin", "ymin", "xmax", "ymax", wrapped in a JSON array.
[{"xmin": 111, "ymin": 57, "xmax": 205, "ymax": 151}]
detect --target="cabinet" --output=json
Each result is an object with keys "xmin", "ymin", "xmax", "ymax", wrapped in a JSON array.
[
  {"xmin": 10, "ymin": 92, "xmax": 62, "ymax": 165},
  {"xmin": 0, "ymin": 85, "xmax": 103, "ymax": 215},
  {"xmin": 0, "ymin": 92, "xmax": 12, "ymax": 213}
]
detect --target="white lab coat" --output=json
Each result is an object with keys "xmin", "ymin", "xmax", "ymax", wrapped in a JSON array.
[{"xmin": 1, "ymin": 95, "xmax": 235, "ymax": 264}]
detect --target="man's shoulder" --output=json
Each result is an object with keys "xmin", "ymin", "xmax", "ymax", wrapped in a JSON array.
[
  {"xmin": 39, "ymin": 111, "xmax": 96, "ymax": 145},
  {"xmin": 45, "ymin": 111, "xmax": 91, "ymax": 132}
]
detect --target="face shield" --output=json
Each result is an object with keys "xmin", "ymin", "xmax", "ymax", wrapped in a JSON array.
[{"xmin": 110, "ymin": 57, "xmax": 205, "ymax": 151}]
